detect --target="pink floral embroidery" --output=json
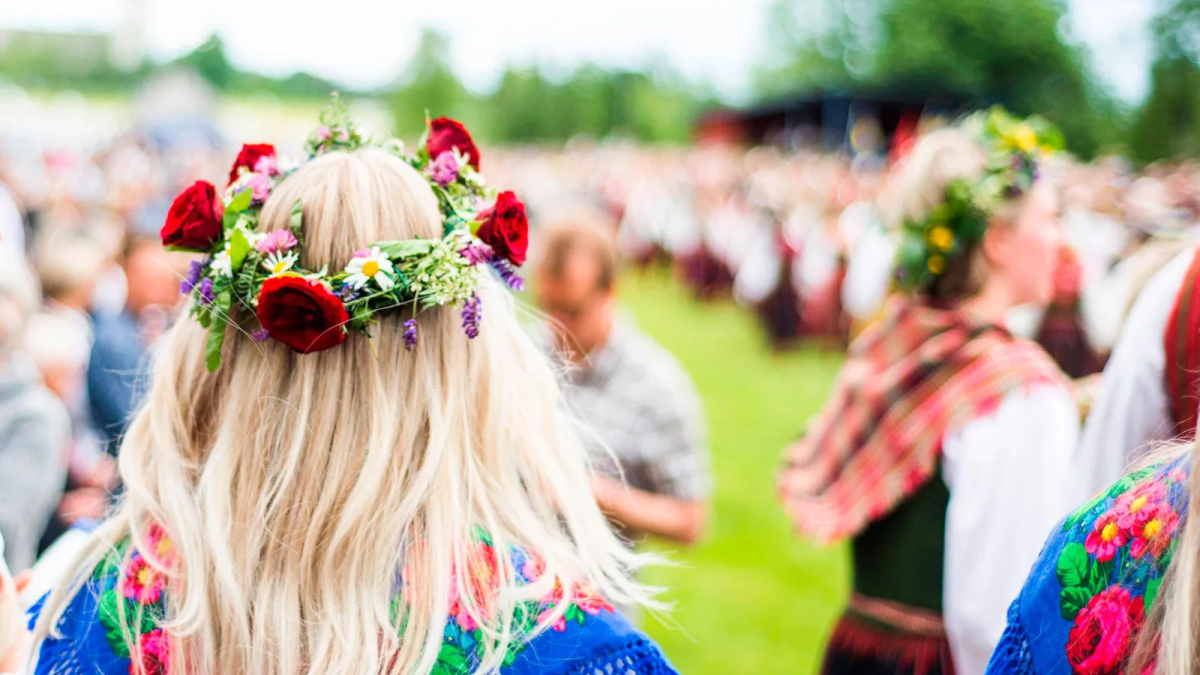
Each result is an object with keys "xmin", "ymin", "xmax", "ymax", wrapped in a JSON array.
[
  {"xmin": 1066, "ymin": 586, "xmax": 1144, "ymax": 675},
  {"xmin": 1084, "ymin": 511, "xmax": 1128, "ymax": 562},
  {"xmin": 122, "ymin": 554, "xmax": 167, "ymax": 605},
  {"xmin": 1129, "ymin": 502, "xmax": 1179, "ymax": 560},
  {"xmin": 1113, "ymin": 481, "xmax": 1167, "ymax": 531},
  {"xmin": 447, "ymin": 542, "xmax": 500, "ymax": 632},
  {"xmin": 573, "ymin": 585, "xmax": 615, "ymax": 615},
  {"xmin": 135, "ymin": 628, "xmax": 170, "ymax": 675}
]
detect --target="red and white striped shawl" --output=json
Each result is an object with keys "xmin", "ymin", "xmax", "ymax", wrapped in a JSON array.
[{"xmin": 778, "ymin": 297, "xmax": 1068, "ymax": 544}]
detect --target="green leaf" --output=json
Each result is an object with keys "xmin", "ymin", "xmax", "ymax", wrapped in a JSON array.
[
  {"xmin": 1056, "ymin": 542, "xmax": 1090, "ymax": 588},
  {"xmin": 226, "ymin": 187, "xmax": 253, "ymax": 214},
  {"xmin": 1146, "ymin": 577, "xmax": 1162, "ymax": 611},
  {"xmin": 1087, "ymin": 557, "xmax": 1115, "ymax": 596},
  {"xmin": 376, "ymin": 240, "xmax": 435, "ymax": 259},
  {"xmin": 434, "ymin": 644, "xmax": 469, "ymax": 675},
  {"xmin": 290, "ymin": 199, "xmax": 304, "ymax": 233},
  {"xmin": 205, "ymin": 290, "xmax": 232, "ymax": 372},
  {"xmin": 1060, "ymin": 586, "xmax": 1092, "ymax": 621},
  {"xmin": 222, "ymin": 208, "xmax": 240, "ymax": 231},
  {"xmin": 1063, "ymin": 491, "xmax": 1107, "ymax": 532},
  {"xmin": 229, "ymin": 228, "xmax": 251, "ymax": 272}
]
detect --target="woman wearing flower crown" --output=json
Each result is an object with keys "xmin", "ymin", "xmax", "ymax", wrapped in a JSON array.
[
  {"xmin": 777, "ymin": 109, "xmax": 1079, "ymax": 675},
  {"xmin": 18, "ymin": 102, "xmax": 676, "ymax": 675}
]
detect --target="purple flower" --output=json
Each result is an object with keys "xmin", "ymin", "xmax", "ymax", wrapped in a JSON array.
[
  {"xmin": 403, "ymin": 319, "xmax": 418, "ymax": 351},
  {"xmin": 430, "ymin": 151, "xmax": 461, "ymax": 187},
  {"xmin": 339, "ymin": 285, "xmax": 361, "ymax": 302},
  {"xmin": 256, "ymin": 230, "xmax": 299, "ymax": 256},
  {"xmin": 461, "ymin": 242, "xmax": 493, "ymax": 266},
  {"xmin": 491, "ymin": 260, "xmax": 525, "ymax": 292},
  {"xmin": 461, "ymin": 294, "xmax": 482, "ymax": 339},
  {"xmin": 251, "ymin": 328, "xmax": 270, "ymax": 343},
  {"xmin": 198, "ymin": 278, "xmax": 215, "ymax": 304},
  {"xmin": 181, "ymin": 259, "xmax": 206, "ymax": 295}
]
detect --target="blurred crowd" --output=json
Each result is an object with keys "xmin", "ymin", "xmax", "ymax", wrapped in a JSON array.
[
  {"xmin": 493, "ymin": 143, "xmax": 1200, "ymax": 377},
  {"xmin": 2, "ymin": 119, "xmax": 1200, "ymax": 571}
]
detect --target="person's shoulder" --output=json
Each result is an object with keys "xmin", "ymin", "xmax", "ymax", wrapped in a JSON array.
[
  {"xmin": 439, "ymin": 543, "xmax": 677, "ymax": 675},
  {"xmin": 991, "ymin": 453, "xmax": 1191, "ymax": 674},
  {"xmin": 615, "ymin": 325, "xmax": 696, "ymax": 397},
  {"xmin": 30, "ymin": 542, "xmax": 156, "ymax": 675}
]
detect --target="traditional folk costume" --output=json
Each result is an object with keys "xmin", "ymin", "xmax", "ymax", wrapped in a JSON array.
[
  {"xmin": 29, "ymin": 531, "xmax": 670, "ymax": 675},
  {"xmin": 780, "ymin": 298, "xmax": 1078, "ymax": 675},
  {"xmin": 1071, "ymin": 246, "xmax": 1200, "ymax": 502},
  {"xmin": 986, "ymin": 454, "xmax": 1190, "ymax": 675},
  {"xmin": 779, "ymin": 109, "xmax": 1080, "ymax": 675}
]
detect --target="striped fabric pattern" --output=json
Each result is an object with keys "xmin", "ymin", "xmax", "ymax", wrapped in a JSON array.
[
  {"xmin": 778, "ymin": 297, "xmax": 1067, "ymax": 544},
  {"xmin": 1164, "ymin": 247, "xmax": 1200, "ymax": 439}
]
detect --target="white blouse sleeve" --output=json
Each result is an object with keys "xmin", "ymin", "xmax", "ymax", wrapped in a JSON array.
[
  {"xmin": 941, "ymin": 384, "xmax": 1080, "ymax": 675},
  {"xmin": 1070, "ymin": 248, "xmax": 1193, "ymax": 504}
]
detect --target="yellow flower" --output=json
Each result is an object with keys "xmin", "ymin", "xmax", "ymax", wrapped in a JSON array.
[
  {"xmin": 927, "ymin": 225, "xmax": 955, "ymax": 252},
  {"xmin": 927, "ymin": 254, "xmax": 946, "ymax": 275},
  {"xmin": 1012, "ymin": 124, "xmax": 1038, "ymax": 152}
]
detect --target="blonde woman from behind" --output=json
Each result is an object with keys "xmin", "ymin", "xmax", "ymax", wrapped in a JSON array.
[{"xmin": 23, "ymin": 119, "xmax": 675, "ymax": 675}]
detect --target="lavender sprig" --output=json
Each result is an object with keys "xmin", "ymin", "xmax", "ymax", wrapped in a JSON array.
[
  {"xmin": 491, "ymin": 260, "xmax": 525, "ymax": 292},
  {"xmin": 403, "ymin": 319, "xmax": 418, "ymax": 351},
  {"xmin": 461, "ymin": 294, "xmax": 481, "ymax": 339},
  {"xmin": 181, "ymin": 259, "xmax": 205, "ymax": 295}
]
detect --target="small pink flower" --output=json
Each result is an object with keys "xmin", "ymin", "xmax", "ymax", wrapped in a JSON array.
[
  {"xmin": 122, "ymin": 554, "xmax": 167, "ymax": 605},
  {"xmin": 539, "ymin": 606, "xmax": 568, "ymax": 632},
  {"xmin": 430, "ymin": 151, "xmax": 461, "ymax": 187},
  {"xmin": 137, "ymin": 628, "xmax": 170, "ymax": 675},
  {"xmin": 1084, "ymin": 511, "xmax": 1128, "ymax": 562},
  {"xmin": 245, "ymin": 173, "xmax": 272, "ymax": 203},
  {"xmin": 573, "ymin": 585, "xmax": 614, "ymax": 615},
  {"xmin": 1129, "ymin": 502, "xmax": 1179, "ymax": 559},
  {"xmin": 1168, "ymin": 467, "xmax": 1187, "ymax": 483},
  {"xmin": 353, "ymin": 249, "xmax": 369, "ymax": 258},
  {"xmin": 144, "ymin": 524, "xmax": 176, "ymax": 568},
  {"xmin": 255, "ymin": 230, "xmax": 299, "ymax": 256},
  {"xmin": 316, "ymin": 126, "xmax": 332, "ymax": 142},
  {"xmin": 253, "ymin": 154, "xmax": 279, "ymax": 176},
  {"xmin": 1114, "ymin": 481, "xmax": 1168, "ymax": 531}
]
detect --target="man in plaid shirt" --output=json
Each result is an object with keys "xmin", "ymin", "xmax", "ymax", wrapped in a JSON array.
[{"xmin": 534, "ymin": 210, "xmax": 711, "ymax": 547}]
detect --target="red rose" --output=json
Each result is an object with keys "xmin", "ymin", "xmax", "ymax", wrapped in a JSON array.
[
  {"xmin": 228, "ymin": 143, "xmax": 276, "ymax": 185},
  {"xmin": 427, "ymin": 118, "xmax": 480, "ymax": 171},
  {"xmin": 255, "ymin": 276, "xmax": 349, "ymax": 354},
  {"xmin": 1066, "ymin": 586, "xmax": 1145, "ymax": 675},
  {"xmin": 477, "ymin": 191, "xmax": 529, "ymax": 266},
  {"xmin": 161, "ymin": 181, "xmax": 223, "ymax": 251}
]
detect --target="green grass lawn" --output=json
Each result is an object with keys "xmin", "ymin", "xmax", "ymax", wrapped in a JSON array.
[{"xmin": 615, "ymin": 268, "xmax": 848, "ymax": 674}]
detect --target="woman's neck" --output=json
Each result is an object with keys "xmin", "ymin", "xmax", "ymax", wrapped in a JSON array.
[{"xmin": 961, "ymin": 283, "xmax": 1016, "ymax": 326}]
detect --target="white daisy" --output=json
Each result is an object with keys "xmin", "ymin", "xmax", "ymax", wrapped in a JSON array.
[
  {"xmin": 343, "ymin": 246, "xmax": 396, "ymax": 291},
  {"xmin": 262, "ymin": 252, "xmax": 298, "ymax": 276},
  {"xmin": 210, "ymin": 246, "xmax": 233, "ymax": 278}
]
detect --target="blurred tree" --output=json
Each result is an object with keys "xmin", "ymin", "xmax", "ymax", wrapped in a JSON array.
[
  {"xmin": 175, "ymin": 35, "xmax": 235, "ymax": 90},
  {"xmin": 388, "ymin": 29, "xmax": 474, "ymax": 137},
  {"xmin": 1128, "ymin": 0, "xmax": 1200, "ymax": 162},
  {"xmin": 754, "ymin": 0, "xmax": 879, "ymax": 96},
  {"xmin": 754, "ymin": 0, "xmax": 1122, "ymax": 156}
]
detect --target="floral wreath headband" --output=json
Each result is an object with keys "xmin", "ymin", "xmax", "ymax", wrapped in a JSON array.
[
  {"xmin": 895, "ymin": 106, "xmax": 1065, "ymax": 293},
  {"xmin": 161, "ymin": 96, "xmax": 529, "ymax": 370}
]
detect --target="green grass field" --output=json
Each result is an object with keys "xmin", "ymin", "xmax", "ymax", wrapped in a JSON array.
[{"xmin": 614, "ymin": 268, "xmax": 848, "ymax": 674}]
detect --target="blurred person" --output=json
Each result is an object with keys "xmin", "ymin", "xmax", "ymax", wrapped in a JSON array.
[
  {"xmin": 534, "ymin": 208, "xmax": 711, "ymax": 554},
  {"xmin": 1069, "ymin": 239, "xmax": 1200, "ymax": 503},
  {"xmin": 24, "ymin": 114, "xmax": 676, "ymax": 675},
  {"xmin": 0, "ymin": 251, "xmax": 70, "ymax": 572},
  {"xmin": 0, "ymin": 178, "xmax": 24, "ymax": 255},
  {"xmin": 87, "ymin": 235, "xmax": 190, "ymax": 458},
  {"xmin": 1033, "ymin": 246, "xmax": 1102, "ymax": 379},
  {"xmin": 778, "ymin": 112, "xmax": 1078, "ymax": 675},
  {"xmin": 23, "ymin": 312, "xmax": 116, "ymax": 550}
]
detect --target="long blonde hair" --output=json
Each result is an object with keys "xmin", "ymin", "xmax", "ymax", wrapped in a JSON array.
[
  {"xmin": 34, "ymin": 149, "xmax": 656, "ymax": 675},
  {"xmin": 1129, "ymin": 439, "xmax": 1200, "ymax": 674}
]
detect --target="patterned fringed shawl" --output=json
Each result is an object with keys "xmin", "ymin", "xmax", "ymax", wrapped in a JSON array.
[{"xmin": 778, "ymin": 297, "xmax": 1068, "ymax": 544}]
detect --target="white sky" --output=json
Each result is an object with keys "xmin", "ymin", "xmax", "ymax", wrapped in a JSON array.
[{"xmin": 0, "ymin": 0, "xmax": 1160, "ymax": 103}]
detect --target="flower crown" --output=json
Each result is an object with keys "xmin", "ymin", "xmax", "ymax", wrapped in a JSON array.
[
  {"xmin": 895, "ymin": 106, "xmax": 1065, "ymax": 292},
  {"xmin": 161, "ymin": 96, "xmax": 529, "ymax": 370}
]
